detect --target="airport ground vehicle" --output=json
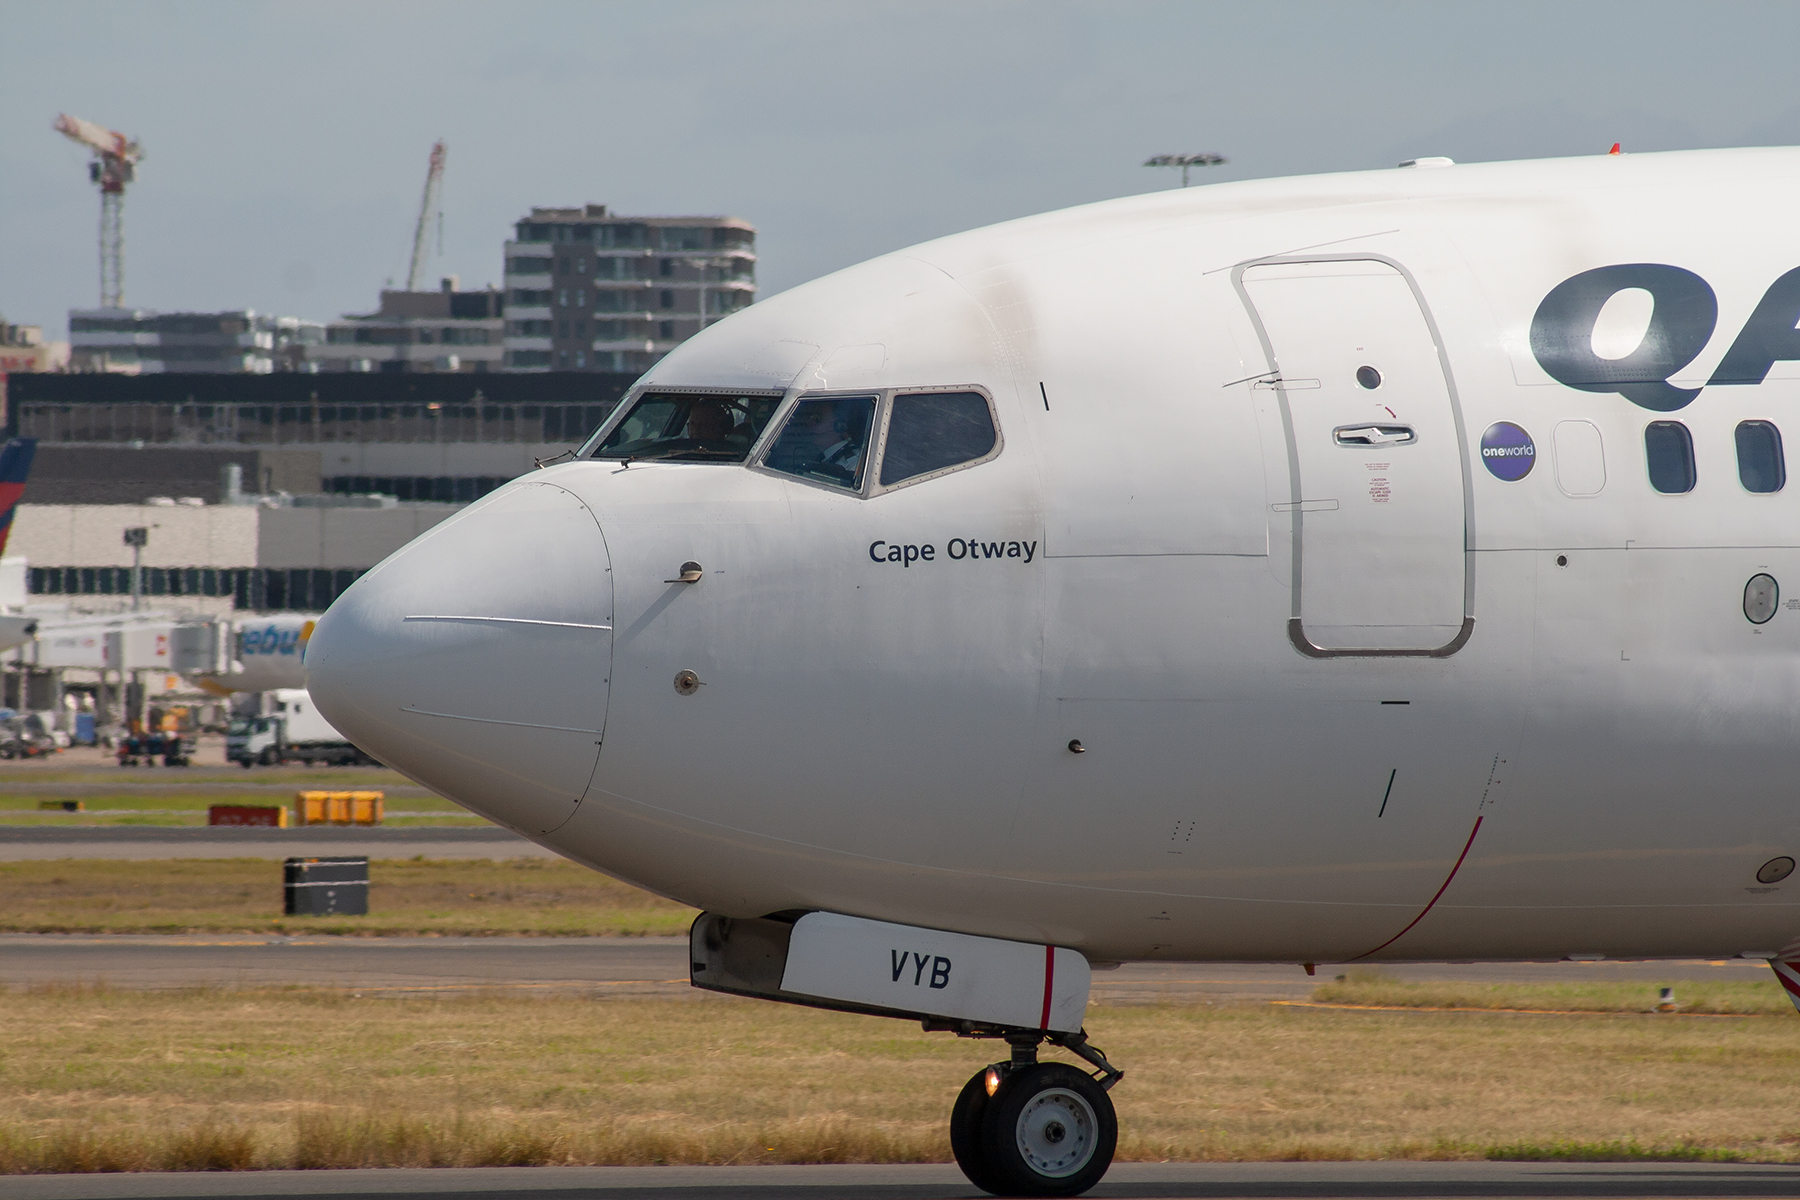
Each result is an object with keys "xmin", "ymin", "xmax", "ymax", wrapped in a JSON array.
[
  {"xmin": 116, "ymin": 730, "xmax": 194, "ymax": 767},
  {"xmin": 226, "ymin": 689, "xmax": 368, "ymax": 767},
  {"xmin": 309, "ymin": 148, "xmax": 1800, "ymax": 1195},
  {"xmin": 0, "ymin": 713, "xmax": 57, "ymax": 759}
]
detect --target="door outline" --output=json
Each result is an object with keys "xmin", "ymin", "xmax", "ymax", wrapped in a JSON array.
[{"xmin": 1231, "ymin": 253, "xmax": 1476, "ymax": 658}]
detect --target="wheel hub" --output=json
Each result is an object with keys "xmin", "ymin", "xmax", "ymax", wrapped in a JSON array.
[{"xmin": 1015, "ymin": 1087, "xmax": 1097, "ymax": 1177}]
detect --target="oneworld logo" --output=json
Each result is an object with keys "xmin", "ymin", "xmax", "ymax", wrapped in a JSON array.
[{"xmin": 1480, "ymin": 422, "xmax": 1535, "ymax": 481}]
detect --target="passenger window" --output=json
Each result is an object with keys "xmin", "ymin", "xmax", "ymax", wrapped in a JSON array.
[
  {"xmin": 1735, "ymin": 420, "xmax": 1785, "ymax": 493},
  {"xmin": 763, "ymin": 396, "xmax": 877, "ymax": 491},
  {"xmin": 878, "ymin": 392, "xmax": 997, "ymax": 487},
  {"xmin": 1644, "ymin": 421, "xmax": 1695, "ymax": 494}
]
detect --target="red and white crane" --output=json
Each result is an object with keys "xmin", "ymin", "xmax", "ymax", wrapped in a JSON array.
[
  {"xmin": 406, "ymin": 141, "xmax": 447, "ymax": 292},
  {"xmin": 54, "ymin": 113, "xmax": 143, "ymax": 310}
]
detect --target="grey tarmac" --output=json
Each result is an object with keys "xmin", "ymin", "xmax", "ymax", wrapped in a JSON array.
[
  {"xmin": 0, "ymin": 933, "xmax": 1776, "ymax": 1001},
  {"xmin": 7, "ymin": 1161, "xmax": 1800, "ymax": 1200}
]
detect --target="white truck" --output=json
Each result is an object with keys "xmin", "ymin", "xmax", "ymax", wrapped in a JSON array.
[{"xmin": 225, "ymin": 688, "xmax": 373, "ymax": 767}]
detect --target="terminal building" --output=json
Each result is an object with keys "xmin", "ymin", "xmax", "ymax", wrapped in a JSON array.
[
  {"xmin": 3, "ymin": 371, "xmax": 635, "ymax": 613},
  {"xmin": 13, "ymin": 494, "xmax": 456, "ymax": 616},
  {"xmin": 7, "ymin": 371, "xmax": 632, "ymax": 507}
]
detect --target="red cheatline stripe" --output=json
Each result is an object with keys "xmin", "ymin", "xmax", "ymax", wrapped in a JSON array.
[
  {"xmin": 1349, "ymin": 815, "xmax": 1484, "ymax": 962},
  {"xmin": 1039, "ymin": 944, "xmax": 1055, "ymax": 1030},
  {"xmin": 1771, "ymin": 961, "xmax": 1800, "ymax": 1009}
]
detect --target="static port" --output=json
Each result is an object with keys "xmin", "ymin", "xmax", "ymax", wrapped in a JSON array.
[
  {"xmin": 1745, "ymin": 574, "xmax": 1779, "ymax": 625},
  {"xmin": 1757, "ymin": 856, "xmax": 1795, "ymax": 884}
]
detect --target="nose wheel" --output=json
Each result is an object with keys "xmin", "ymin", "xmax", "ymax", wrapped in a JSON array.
[{"xmin": 945, "ymin": 1031, "xmax": 1121, "ymax": 1197}]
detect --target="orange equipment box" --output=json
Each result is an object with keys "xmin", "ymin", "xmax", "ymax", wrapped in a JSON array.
[{"xmin": 294, "ymin": 791, "xmax": 384, "ymax": 826}]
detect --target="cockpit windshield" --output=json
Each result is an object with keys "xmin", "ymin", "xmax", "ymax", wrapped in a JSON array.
[
  {"xmin": 763, "ymin": 396, "xmax": 877, "ymax": 490},
  {"xmin": 588, "ymin": 392, "xmax": 783, "ymax": 463}
]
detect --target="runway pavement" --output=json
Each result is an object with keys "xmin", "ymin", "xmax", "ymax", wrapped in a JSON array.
[
  {"xmin": 8, "ymin": 1161, "xmax": 1800, "ymax": 1200},
  {"xmin": 0, "ymin": 825, "xmax": 557, "ymax": 860},
  {"xmin": 0, "ymin": 932, "xmax": 1776, "ymax": 1001}
]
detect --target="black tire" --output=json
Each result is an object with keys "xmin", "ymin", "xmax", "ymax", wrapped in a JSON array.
[
  {"xmin": 980, "ymin": 1062, "xmax": 1116, "ymax": 1197},
  {"xmin": 951, "ymin": 1067, "xmax": 1007, "ymax": 1196},
  {"xmin": 259, "ymin": 747, "xmax": 277, "ymax": 767}
]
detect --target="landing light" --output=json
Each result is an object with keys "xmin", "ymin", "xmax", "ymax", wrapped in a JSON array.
[{"xmin": 985, "ymin": 1067, "xmax": 1002, "ymax": 1097}]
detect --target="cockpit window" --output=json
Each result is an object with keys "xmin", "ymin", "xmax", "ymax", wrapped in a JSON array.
[
  {"xmin": 879, "ymin": 391, "xmax": 997, "ymax": 487},
  {"xmin": 588, "ymin": 392, "xmax": 782, "ymax": 462},
  {"xmin": 762, "ymin": 396, "xmax": 876, "ymax": 491}
]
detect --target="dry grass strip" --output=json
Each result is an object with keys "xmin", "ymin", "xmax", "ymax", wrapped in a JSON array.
[
  {"xmin": 3, "ymin": 984, "xmax": 1800, "ymax": 1172},
  {"xmin": 0, "ymin": 857, "xmax": 696, "ymax": 936},
  {"xmin": 1312, "ymin": 968, "xmax": 1790, "ymax": 1016}
]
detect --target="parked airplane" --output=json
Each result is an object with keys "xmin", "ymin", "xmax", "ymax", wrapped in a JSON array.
[
  {"xmin": 307, "ymin": 147, "xmax": 1800, "ymax": 1196},
  {"xmin": 189, "ymin": 614, "xmax": 318, "ymax": 695},
  {"xmin": 0, "ymin": 438, "xmax": 41, "ymax": 651}
]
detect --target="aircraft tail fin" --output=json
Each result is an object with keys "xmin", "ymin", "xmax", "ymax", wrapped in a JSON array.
[{"xmin": 0, "ymin": 438, "xmax": 39, "ymax": 559}]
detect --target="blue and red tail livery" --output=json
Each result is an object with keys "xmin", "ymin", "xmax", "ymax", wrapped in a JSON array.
[{"xmin": 0, "ymin": 438, "xmax": 39, "ymax": 559}]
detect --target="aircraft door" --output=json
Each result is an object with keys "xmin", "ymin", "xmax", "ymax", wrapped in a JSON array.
[{"xmin": 1238, "ymin": 257, "xmax": 1472, "ymax": 655}]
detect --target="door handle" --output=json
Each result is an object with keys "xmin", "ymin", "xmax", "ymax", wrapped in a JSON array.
[{"xmin": 1334, "ymin": 424, "xmax": 1416, "ymax": 447}]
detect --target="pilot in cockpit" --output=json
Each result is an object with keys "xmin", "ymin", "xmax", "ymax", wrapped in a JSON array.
[
  {"xmin": 796, "ymin": 401, "xmax": 865, "ymax": 477},
  {"xmin": 683, "ymin": 400, "xmax": 739, "ymax": 449}
]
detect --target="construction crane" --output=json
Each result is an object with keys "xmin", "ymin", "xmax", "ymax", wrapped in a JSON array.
[
  {"xmin": 54, "ymin": 113, "xmax": 143, "ymax": 309},
  {"xmin": 406, "ymin": 141, "xmax": 447, "ymax": 292}
]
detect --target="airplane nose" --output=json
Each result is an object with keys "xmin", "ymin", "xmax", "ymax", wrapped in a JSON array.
[{"xmin": 306, "ymin": 481, "xmax": 613, "ymax": 836}]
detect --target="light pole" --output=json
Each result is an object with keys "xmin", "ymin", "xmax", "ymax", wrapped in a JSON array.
[
  {"xmin": 1144, "ymin": 152, "xmax": 1227, "ymax": 188},
  {"xmin": 123, "ymin": 526, "xmax": 147, "ymax": 612}
]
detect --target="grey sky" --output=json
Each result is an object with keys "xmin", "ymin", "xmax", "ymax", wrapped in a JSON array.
[{"xmin": 4, "ymin": 0, "xmax": 1797, "ymax": 332}]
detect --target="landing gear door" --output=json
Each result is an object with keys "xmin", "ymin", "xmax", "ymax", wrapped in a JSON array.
[{"xmin": 1236, "ymin": 257, "xmax": 1473, "ymax": 656}]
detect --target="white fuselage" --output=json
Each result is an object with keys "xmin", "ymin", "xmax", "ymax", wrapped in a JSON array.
[{"xmin": 306, "ymin": 148, "xmax": 1800, "ymax": 966}]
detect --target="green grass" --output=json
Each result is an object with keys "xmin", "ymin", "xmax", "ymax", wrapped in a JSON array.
[
  {"xmin": 0, "ymin": 787, "xmax": 481, "ymax": 827},
  {"xmin": 0, "ymin": 857, "xmax": 696, "ymax": 936}
]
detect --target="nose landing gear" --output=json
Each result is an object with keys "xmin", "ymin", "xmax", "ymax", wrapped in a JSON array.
[{"xmin": 936, "ymin": 1026, "xmax": 1122, "ymax": 1197}]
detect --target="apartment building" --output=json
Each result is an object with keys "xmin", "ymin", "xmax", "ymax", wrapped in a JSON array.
[
  {"xmin": 68, "ymin": 309, "xmax": 322, "ymax": 374},
  {"xmin": 313, "ymin": 278, "xmax": 504, "ymax": 374},
  {"xmin": 502, "ymin": 205, "xmax": 755, "ymax": 373},
  {"xmin": 0, "ymin": 322, "xmax": 70, "ymax": 374}
]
